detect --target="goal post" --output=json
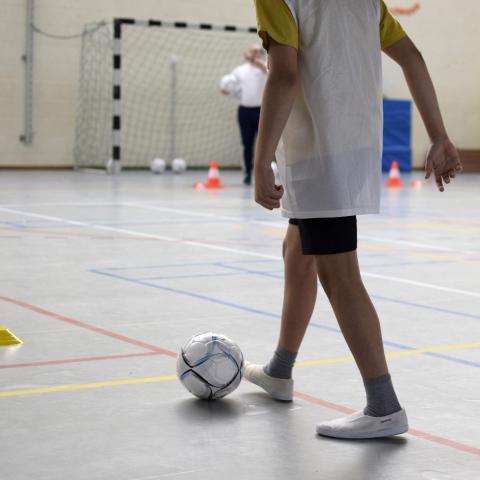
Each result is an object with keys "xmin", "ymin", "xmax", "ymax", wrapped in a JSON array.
[{"xmin": 75, "ymin": 18, "xmax": 258, "ymax": 171}]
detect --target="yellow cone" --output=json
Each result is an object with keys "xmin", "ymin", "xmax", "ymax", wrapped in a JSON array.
[{"xmin": 0, "ymin": 327, "xmax": 23, "ymax": 346}]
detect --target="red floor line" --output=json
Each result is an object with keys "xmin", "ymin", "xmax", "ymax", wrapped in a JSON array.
[
  {"xmin": 293, "ymin": 391, "xmax": 480, "ymax": 457},
  {"xmin": 2, "ymin": 295, "xmax": 478, "ymax": 457},
  {"xmin": 408, "ymin": 428, "xmax": 480, "ymax": 456},
  {"xmin": 0, "ymin": 295, "xmax": 177, "ymax": 357},
  {"xmin": 0, "ymin": 351, "xmax": 163, "ymax": 369}
]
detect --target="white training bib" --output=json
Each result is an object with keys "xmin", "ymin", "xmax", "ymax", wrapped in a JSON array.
[{"xmin": 277, "ymin": 0, "xmax": 383, "ymax": 218}]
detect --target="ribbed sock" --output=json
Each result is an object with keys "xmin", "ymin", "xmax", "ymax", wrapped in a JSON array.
[
  {"xmin": 263, "ymin": 347, "xmax": 298, "ymax": 379},
  {"xmin": 363, "ymin": 373, "xmax": 402, "ymax": 417}
]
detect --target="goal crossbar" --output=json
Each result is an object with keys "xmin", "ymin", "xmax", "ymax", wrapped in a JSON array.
[{"xmin": 111, "ymin": 18, "xmax": 258, "ymax": 168}]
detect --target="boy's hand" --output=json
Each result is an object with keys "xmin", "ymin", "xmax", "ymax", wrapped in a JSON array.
[
  {"xmin": 254, "ymin": 163, "xmax": 284, "ymax": 210},
  {"xmin": 425, "ymin": 138, "xmax": 462, "ymax": 192}
]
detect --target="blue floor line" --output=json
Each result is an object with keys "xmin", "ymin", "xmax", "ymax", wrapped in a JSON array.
[
  {"xmin": 90, "ymin": 268, "xmax": 480, "ymax": 369},
  {"xmin": 215, "ymin": 263, "xmax": 480, "ymax": 322},
  {"xmin": 137, "ymin": 272, "xmax": 243, "ymax": 281},
  {"xmin": 0, "ymin": 221, "xmax": 27, "ymax": 229}
]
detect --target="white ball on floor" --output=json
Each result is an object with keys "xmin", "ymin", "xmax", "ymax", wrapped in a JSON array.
[
  {"xmin": 106, "ymin": 159, "xmax": 121, "ymax": 174},
  {"xmin": 172, "ymin": 158, "xmax": 187, "ymax": 174},
  {"xmin": 177, "ymin": 332, "xmax": 244, "ymax": 400},
  {"xmin": 150, "ymin": 158, "xmax": 166, "ymax": 174}
]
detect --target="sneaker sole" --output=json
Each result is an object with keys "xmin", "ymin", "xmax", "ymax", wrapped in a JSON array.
[
  {"xmin": 250, "ymin": 378, "xmax": 293, "ymax": 402},
  {"xmin": 316, "ymin": 424, "xmax": 409, "ymax": 439}
]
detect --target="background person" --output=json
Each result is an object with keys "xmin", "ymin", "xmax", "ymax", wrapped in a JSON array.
[{"xmin": 221, "ymin": 44, "xmax": 267, "ymax": 185}]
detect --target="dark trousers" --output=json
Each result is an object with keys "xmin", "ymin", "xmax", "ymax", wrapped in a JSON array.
[{"xmin": 238, "ymin": 106, "xmax": 261, "ymax": 178}]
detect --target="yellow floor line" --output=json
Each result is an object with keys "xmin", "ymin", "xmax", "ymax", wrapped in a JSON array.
[
  {"xmin": 385, "ymin": 342, "xmax": 480, "ymax": 358},
  {"xmin": 295, "ymin": 342, "xmax": 480, "ymax": 367},
  {"xmin": 0, "ymin": 375, "xmax": 177, "ymax": 398},
  {"xmin": 1, "ymin": 343, "xmax": 478, "ymax": 398}
]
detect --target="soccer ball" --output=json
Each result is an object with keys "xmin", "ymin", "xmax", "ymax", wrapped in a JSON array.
[
  {"xmin": 150, "ymin": 158, "xmax": 166, "ymax": 174},
  {"xmin": 172, "ymin": 157, "xmax": 187, "ymax": 174},
  {"xmin": 219, "ymin": 74, "xmax": 242, "ymax": 100},
  {"xmin": 106, "ymin": 158, "xmax": 121, "ymax": 174},
  {"xmin": 176, "ymin": 332, "xmax": 244, "ymax": 400}
]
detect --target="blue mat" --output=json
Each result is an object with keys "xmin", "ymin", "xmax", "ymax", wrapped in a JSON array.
[{"xmin": 382, "ymin": 99, "xmax": 412, "ymax": 172}]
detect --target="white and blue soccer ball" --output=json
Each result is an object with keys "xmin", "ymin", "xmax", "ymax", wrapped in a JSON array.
[
  {"xmin": 176, "ymin": 332, "xmax": 244, "ymax": 400},
  {"xmin": 172, "ymin": 157, "xmax": 187, "ymax": 174},
  {"xmin": 150, "ymin": 158, "xmax": 166, "ymax": 174}
]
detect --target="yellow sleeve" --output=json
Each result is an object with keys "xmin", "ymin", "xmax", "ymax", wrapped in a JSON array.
[
  {"xmin": 255, "ymin": 0, "xmax": 298, "ymax": 51},
  {"xmin": 380, "ymin": 1, "xmax": 407, "ymax": 50}
]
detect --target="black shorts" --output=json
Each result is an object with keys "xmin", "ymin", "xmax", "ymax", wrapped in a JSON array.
[{"xmin": 289, "ymin": 216, "xmax": 357, "ymax": 255}]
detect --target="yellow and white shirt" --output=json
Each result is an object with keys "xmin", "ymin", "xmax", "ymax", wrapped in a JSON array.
[{"xmin": 255, "ymin": 0, "xmax": 407, "ymax": 218}]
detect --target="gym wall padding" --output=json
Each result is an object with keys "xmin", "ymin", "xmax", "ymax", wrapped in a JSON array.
[{"xmin": 382, "ymin": 98, "xmax": 412, "ymax": 172}]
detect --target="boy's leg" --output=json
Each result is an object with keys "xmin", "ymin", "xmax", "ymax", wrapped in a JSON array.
[
  {"xmin": 243, "ymin": 223, "xmax": 317, "ymax": 400},
  {"xmin": 315, "ymin": 250, "xmax": 388, "ymax": 380},
  {"xmin": 237, "ymin": 107, "xmax": 256, "ymax": 184},
  {"xmin": 277, "ymin": 222, "xmax": 318, "ymax": 353},
  {"xmin": 314, "ymin": 249, "xmax": 407, "ymax": 438}
]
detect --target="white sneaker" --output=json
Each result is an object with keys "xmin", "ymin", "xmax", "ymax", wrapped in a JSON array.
[
  {"xmin": 243, "ymin": 361, "xmax": 294, "ymax": 401},
  {"xmin": 316, "ymin": 408, "xmax": 408, "ymax": 439}
]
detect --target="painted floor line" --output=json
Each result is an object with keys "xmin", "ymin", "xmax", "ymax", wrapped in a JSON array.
[
  {"xmin": 364, "ymin": 272, "xmax": 480, "ymax": 298},
  {"xmin": 125, "ymin": 203, "xmax": 480, "ymax": 256},
  {"xmin": 0, "ymin": 294, "xmax": 177, "ymax": 357},
  {"xmin": 0, "ymin": 375, "xmax": 177, "ymax": 397},
  {"xmin": 92, "ymin": 269, "xmax": 480, "ymax": 369},
  {"xmin": 96, "ymin": 259, "xmax": 480, "ymax": 323},
  {"xmin": 214, "ymin": 262, "xmax": 480, "ymax": 322},
  {"xmin": 3, "ymin": 341, "xmax": 477, "ymax": 371},
  {"xmin": 1, "ymin": 373, "xmax": 477, "ymax": 457},
  {"xmin": 296, "ymin": 342, "xmax": 480, "ymax": 367},
  {"xmin": 0, "ymin": 351, "xmax": 163, "ymax": 369},
  {"xmin": 2, "ymin": 201, "xmax": 478, "ymax": 256},
  {"xmin": 2, "ymin": 205, "xmax": 478, "ymax": 297}
]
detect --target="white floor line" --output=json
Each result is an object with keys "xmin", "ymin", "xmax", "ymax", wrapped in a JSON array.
[
  {"xmin": 123, "ymin": 202, "xmax": 285, "ymax": 228},
  {"xmin": 363, "ymin": 273, "xmax": 480, "ymax": 298},
  {"xmin": 124, "ymin": 203, "xmax": 479, "ymax": 255},
  {"xmin": 0, "ymin": 202, "xmax": 120, "ymax": 208},
  {"xmin": 357, "ymin": 234, "xmax": 478, "ymax": 255},
  {"xmin": 0, "ymin": 207, "xmax": 279, "ymax": 261},
  {"xmin": 2, "ymin": 200, "xmax": 477, "ymax": 255},
  {"xmin": 1, "ymin": 205, "xmax": 479, "ymax": 298}
]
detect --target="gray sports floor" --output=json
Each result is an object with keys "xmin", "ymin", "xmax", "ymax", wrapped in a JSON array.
[{"xmin": 1, "ymin": 170, "xmax": 479, "ymax": 480}]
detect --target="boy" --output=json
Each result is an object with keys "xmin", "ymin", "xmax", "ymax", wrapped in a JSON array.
[{"xmin": 244, "ymin": 0, "xmax": 462, "ymax": 439}]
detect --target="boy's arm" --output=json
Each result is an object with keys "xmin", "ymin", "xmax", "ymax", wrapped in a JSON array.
[
  {"xmin": 384, "ymin": 36, "xmax": 462, "ymax": 191},
  {"xmin": 254, "ymin": 38, "xmax": 298, "ymax": 210}
]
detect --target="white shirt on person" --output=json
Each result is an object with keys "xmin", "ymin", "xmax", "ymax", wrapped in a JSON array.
[{"xmin": 231, "ymin": 62, "xmax": 267, "ymax": 108}]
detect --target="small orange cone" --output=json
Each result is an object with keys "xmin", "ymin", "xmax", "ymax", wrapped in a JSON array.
[
  {"xmin": 384, "ymin": 161, "xmax": 404, "ymax": 188},
  {"xmin": 411, "ymin": 180, "xmax": 423, "ymax": 189},
  {"xmin": 194, "ymin": 160, "xmax": 224, "ymax": 190}
]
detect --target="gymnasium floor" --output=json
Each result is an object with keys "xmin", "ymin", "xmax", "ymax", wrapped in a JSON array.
[{"xmin": 0, "ymin": 170, "xmax": 479, "ymax": 480}]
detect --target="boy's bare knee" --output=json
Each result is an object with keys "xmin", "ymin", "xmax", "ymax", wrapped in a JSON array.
[{"xmin": 316, "ymin": 252, "xmax": 363, "ymax": 297}]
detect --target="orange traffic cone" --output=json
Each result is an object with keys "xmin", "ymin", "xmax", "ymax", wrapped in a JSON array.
[
  {"xmin": 384, "ymin": 161, "xmax": 404, "ymax": 188},
  {"xmin": 194, "ymin": 160, "xmax": 224, "ymax": 190}
]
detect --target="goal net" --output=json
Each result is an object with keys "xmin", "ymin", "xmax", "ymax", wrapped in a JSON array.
[{"xmin": 74, "ymin": 20, "xmax": 258, "ymax": 170}]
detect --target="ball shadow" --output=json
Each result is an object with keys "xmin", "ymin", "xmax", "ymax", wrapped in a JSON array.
[{"xmin": 175, "ymin": 396, "xmax": 245, "ymax": 422}]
